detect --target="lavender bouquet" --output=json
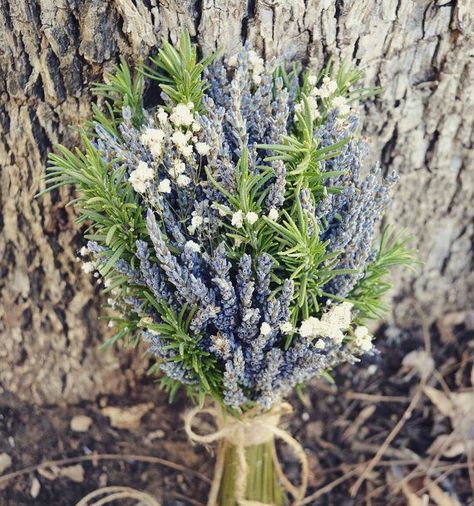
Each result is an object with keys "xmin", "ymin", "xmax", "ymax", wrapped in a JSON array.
[{"xmin": 44, "ymin": 32, "xmax": 416, "ymax": 505}]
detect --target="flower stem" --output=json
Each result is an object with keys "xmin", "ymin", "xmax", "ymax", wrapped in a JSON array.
[{"xmin": 217, "ymin": 439, "xmax": 287, "ymax": 505}]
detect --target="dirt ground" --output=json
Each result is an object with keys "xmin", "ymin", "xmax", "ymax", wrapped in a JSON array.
[{"xmin": 1, "ymin": 310, "xmax": 473, "ymax": 506}]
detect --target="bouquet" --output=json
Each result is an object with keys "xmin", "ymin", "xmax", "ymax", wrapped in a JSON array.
[{"xmin": 44, "ymin": 32, "xmax": 416, "ymax": 505}]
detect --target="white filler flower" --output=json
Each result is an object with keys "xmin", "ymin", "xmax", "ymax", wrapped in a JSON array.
[
  {"xmin": 176, "ymin": 174, "xmax": 191, "ymax": 187},
  {"xmin": 260, "ymin": 322, "xmax": 272, "ymax": 336},
  {"xmin": 195, "ymin": 142, "xmax": 211, "ymax": 156},
  {"xmin": 246, "ymin": 211, "xmax": 259, "ymax": 225},
  {"xmin": 158, "ymin": 178, "xmax": 171, "ymax": 193},
  {"xmin": 231, "ymin": 210, "xmax": 244, "ymax": 228},
  {"xmin": 280, "ymin": 322, "xmax": 294, "ymax": 334},
  {"xmin": 300, "ymin": 302, "xmax": 353, "ymax": 344},
  {"xmin": 169, "ymin": 103, "xmax": 194, "ymax": 127},
  {"xmin": 140, "ymin": 128, "xmax": 165, "ymax": 158},
  {"xmin": 184, "ymin": 240, "xmax": 201, "ymax": 253},
  {"xmin": 268, "ymin": 208, "xmax": 279, "ymax": 221},
  {"xmin": 354, "ymin": 326, "xmax": 373, "ymax": 352},
  {"xmin": 129, "ymin": 161, "xmax": 154, "ymax": 193}
]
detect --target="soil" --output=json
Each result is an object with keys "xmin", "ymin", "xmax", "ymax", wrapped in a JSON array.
[{"xmin": 1, "ymin": 312, "xmax": 473, "ymax": 506}]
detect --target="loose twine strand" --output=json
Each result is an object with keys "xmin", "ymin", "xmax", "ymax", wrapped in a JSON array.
[
  {"xmin": 77, "ymin": 402, "xmax": 308, "ymax": 506},
  {"xmin": 76, "ymin": 486, "xmax": 160, "ymax": 506}
]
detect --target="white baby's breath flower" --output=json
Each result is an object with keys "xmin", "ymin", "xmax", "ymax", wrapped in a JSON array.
[
  {"xmin": 81, "ymin": 262, "xmax": 95, "ymax": 273},
  {"xmin": 245, "ymin": 211, "xmax": 259, "ymax": 225},
  {"xmin": 268, "ymin": 208, "xmax": 279, "ymax": 221},
  {"xmin": 129, "ymin": 161, "xmax": 154, "ymax": 193},
  {"xmin": 231, "ymin": 210, "xmax": 244, "ymax": 229},
  {"xmin": 248, "ymin": 50, "xmax": 264, "ymax": 84},
  {"xmin": 140, "ymin": 128, "xmax": 165, "ymax": 155},
  {"xmin": 315, "ymin": 339, "xmax": 326, "ymax": 349},
  {"xmin": 171, "ymin": 130, "xmax": 192, "ymax": 149},
  {"xmin": 306, "ymin": 96, "xmax": 320, "ymax": 120},
  {"xmin": 227, "ymin": 54, "xmax": 238, "ymax": 67},
  {"xmin": 307, "ymin": 74, "xmax": 318, "ymax": 86},
  {"xmin": 176, "ymin": 174, "xmax": 191, "ymax": 187},
  {"xmin": 260, "ymin": 322, "xmax": 272, "ymax": 336},
  {"xmin": 299, "ymin": 317, "xmax": 319, "ymax": 338},
  {"xmin": 299, "ymin": 302, "xmax": 353, "ymax": 345},
  {"xmin": 184, "ymin": 240, "xmax": 201, "ymax": 253},
  {"xmin": 169, "ymin": 103, "xmax": 194, "ymax": 127},
  {"xmin": 354, "ymin": 326, "xmax": 369, "ymax": 339},
  {"xmin": 156, "ymin": 107, "xmax": 168, "ymax": 124},
  {"xmin": 188, "ymin": 213, "xmax": 204, "ymax": 234},
  {"xmin": 169, "ymin": 160, "xmax": 186, "ymax": 178},
  {"xmin": 280, "ymin": 322, "xmax": 294, "ymax": 334},
  {"xmin": 354, "ymin": 326, "xmax": 373, "ymax": 351},
  {"xmin": 104, "ymin": 278, "xmax": 112, "ymax": 288},
  {"xmin": 158, "ymin": 178, "xmax": 171, "ymax": 193},
  {"xmin": 332, "ymin": 96, "xmax": 346, "ymax": 108},
  {"xmin": 108, "ymin": 320, "xmax": 115, "ymax": 328},
  {"xmin": 79, "ymin": 246, "xmax": 89, "ymax": 257},
  {"xmin": 332, "ymin": 95, "xmax": 350, "ymax": 115},
  {"xmin": 295, "ymin": 97, "xmax": 319, "ymax": 121},
  {"xmin": 321, "ymin": 302, "xmax": 353, "ymax": 330},
  {"xmin": 318, "ymin": 76, "xmax": 338, "ymax": 98},
  {"xmin": 192, "ymin": 215, "xmax": 204, "ymax": 227},
  {"xmin": 180, "ymin": 145, "xmax": 193, "ymax": 158},
  {"xmin": 195, "ymin": 142, "xmax": 211, "ymax": 156},
  {"xmin": 191, "ymin": 121, "xmax": 202, "ymax": 132}
]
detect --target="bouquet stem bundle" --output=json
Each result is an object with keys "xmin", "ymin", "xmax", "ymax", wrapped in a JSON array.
[
  {"xmin": 217, "ymin": 440, "xmax": 286, "ymax": 505},
  {"xmin": 185, "ymin": 402, "xmax": 307, "ymax": 505}
]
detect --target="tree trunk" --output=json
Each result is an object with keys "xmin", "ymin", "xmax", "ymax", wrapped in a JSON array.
[{"xmin": 0, "ymin": 0, "xmax": 472, "ymax": 404}]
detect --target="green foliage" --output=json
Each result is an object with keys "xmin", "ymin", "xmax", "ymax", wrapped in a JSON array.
[
  {"xmin": 206, "ymin": 148, "xmax": 275, "ymax": 254},
  {"xmin": 344, "ymin": 228, "xmax": 419, "ymax": 321},
  {"xmin": 259, "ymin": 97, "xmax": 348, "ymax": 197},
  {"xmin": 142, "ymin": 30, "xmax": 215, "ymax": 112},
  {"xmin": 299, "ymin": 59, "xmax": 381, "ymax": 112},
  {"xmin": 143, "ymin": 299, "xmax": 223, "ymax": 403},
  {"xmin": 252, "ymin": 94, "xmax": 352, "ymax": 334},
  {"xmin": 262, "ymin": 207, "xmax": 354, "ymax": 330},
  {"xmin": 91, "ymin": 57, "xmax": 144, "ymax": 133},
  {"xmin": 43, "ymin": 136, "xmax": 146, "ymax": 276}
]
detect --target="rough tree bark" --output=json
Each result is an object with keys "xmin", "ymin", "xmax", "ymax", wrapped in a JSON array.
[{"xmin": 0, "ymin": 1, "xmax": 472, "ymax": 404}]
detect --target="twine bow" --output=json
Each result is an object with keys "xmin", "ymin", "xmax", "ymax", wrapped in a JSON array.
[{"xmin": 184, "ymin": 402, "xmax": 309, "ymax": 506}]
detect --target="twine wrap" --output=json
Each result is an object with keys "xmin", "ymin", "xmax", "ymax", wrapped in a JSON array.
[{"xmin": 184, "ymin": 402, "xmax": 309, "ymax": 506}]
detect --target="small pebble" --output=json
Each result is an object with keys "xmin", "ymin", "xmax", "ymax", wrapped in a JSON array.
[
  {"xmin": 70, "ymin": 415, "xmax": 93, "ymax": 433},
  {"xmin": 99, "ymin": 473, "xmax": 108, "ymax": 487},
  {"xmin": 30, "ymin": 477, "xmax": 41, "ymax": 498},
  {"xmin": 301, "ymin": 412, "xmax": 310, "ymax": 422},
  {"xmin": 146, "ymin": 429, "xmax": 166, "ymax": 441},
  {"xmin": 0, "ymin": 453, "xmax": 12, "ymax": 474},
  {"xmin": 367, "ymin": 364, "xmax": 378, "ymax": 375}
]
